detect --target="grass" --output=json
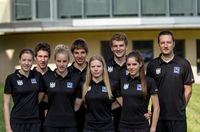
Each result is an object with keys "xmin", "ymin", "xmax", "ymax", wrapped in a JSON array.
[{"xmin": 0, "ymin": 84, "xmax": 200, "ymax": 131}]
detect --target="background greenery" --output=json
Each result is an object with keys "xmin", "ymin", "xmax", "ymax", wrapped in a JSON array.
[{"xmin": 0, "ymin": 84, "xmax": 200, "ymax": 131}]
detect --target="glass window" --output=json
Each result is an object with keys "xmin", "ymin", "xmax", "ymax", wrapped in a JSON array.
[
  {"xmin": 132, "ymin": 40, "xmax": 153, "ymax": 63},
  {"xmin": 197, "ymin": 40, "xmax": 200, "ymax": 74},
  {"xmin": 14, "ymin": 0, "xmax": 32, "ymax": 20},
  {"xmin": 58, "ymin": 0, "xmax": 82, "ymax": 18},
  {"xmin": 101, "ymin": 41, "xmax": 113, "ymax": 62},
  {"xmin": 36, "ymin": 0, "xmax": 50, "ymax": 18},
  {"xmin": 174, "ymin": 40, "xmax": 185, "ymax": 57},
  {"xmin": 85, "ymin": 0, "xmax": 110, "ymax": 17},
  {"xmin": 113, "ymin": 0, "xmax": 138, "ymax": 17},
  {"xmin": 170, "ymin": 0, "xmax": 194, "ymax": 16},
  {"xmin": 141, "ymin": 0, "xmax": 166, "ymax": 16}
]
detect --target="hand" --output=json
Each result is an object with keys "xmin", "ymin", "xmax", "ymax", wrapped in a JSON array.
[
  {"xmin": 150, "ymin": 127, "xmax": 156, "ymax": 132},
  {"xmin": 144, "ymin": 111, "xmax": 152, "ymax": 120}
]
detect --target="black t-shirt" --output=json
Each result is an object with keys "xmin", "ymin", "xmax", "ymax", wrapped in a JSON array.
[
  {"xmin": 42, "ymin": 69, "xmax": 81, "ymax": 127},
  {"xmin": 117, "ymin": 75, "xmax": 158, "ymax": 129},
  {"xmin": 146, "ymin": 55, "xmax": 195, "ymax": 120},
  {"xmin": 84, "ymin": 80, "xmax": 114, "ymax": 131},
  {"xmin": 4, "ymin": 70, "xmax": 42, "ymax": 124}
]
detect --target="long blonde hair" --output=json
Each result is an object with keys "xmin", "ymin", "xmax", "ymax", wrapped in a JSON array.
[{"xmin": 82, "ymin": 54, "xmax": 113, "ymax": 100}]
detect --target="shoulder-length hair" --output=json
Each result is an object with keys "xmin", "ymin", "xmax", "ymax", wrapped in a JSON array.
[{"xmin": 82, "ymin": 54, "xmax": 112, "ymax": 100}]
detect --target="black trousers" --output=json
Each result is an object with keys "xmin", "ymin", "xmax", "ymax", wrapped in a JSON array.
[
  {"xmin": 11, "ymin": 123, "xmax": 40, "ymax": 132},
  {"xmin": 43, "ymin": 126, "xmax": 77, "ymax": 132},
  {"xmin": 83, "ymin": 129, "xmax": 114, "ymax": 132},
  {"xmin": 156, "ymin": 120, "xmax": 187, "ymax": 132}
]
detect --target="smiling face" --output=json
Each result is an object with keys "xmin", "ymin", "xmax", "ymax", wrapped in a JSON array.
[
  {"xmin": 159, "ymin": 34, "xmax": 175, "ymax": 56},
  {"xmin": 126, "ymin": 57, "xmax": 140, "ymax": 77},
  {"xmin": 55, "ymin": 53, "xmax": 69, "ymax": 73},
  {"xmin": 19, "ymin": 53, "xmax": 33, "ymax": 72},
  {"xmin": 111, "ymin": 40, "xmax": 127, "ymax": 59},
  {"xmin": 72, "ymin": 48, "xmax": 87, "ymax": 65},
  {"xmin": 35, "ymin": 50, "xmax": 49, "ymax": 70},
  {"xmin": 90, "ymin": 59, "xmax": 103, "ymax": 79}
]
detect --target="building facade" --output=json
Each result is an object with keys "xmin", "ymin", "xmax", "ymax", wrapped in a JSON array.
[{"xmin": 0, "ymin": 0, "xmax": 200, "ymax": 83}]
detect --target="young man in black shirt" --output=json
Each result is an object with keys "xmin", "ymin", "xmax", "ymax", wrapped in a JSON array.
[
  {"xmin": 68, "ymin": 38, "xmax": 88, "ymax": 132},
  {"xmin": 106, "ymin": 32, "xmax": 129, "ymax": 132},
  {"xmin": 147, "ymin": 30, "xmax": 194, "ymax": 132},
  {"xmin": 33, "ymin": 42, "xmax": 52, "ymax": 132}
]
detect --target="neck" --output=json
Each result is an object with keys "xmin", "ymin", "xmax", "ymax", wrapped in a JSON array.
[
  {"xmin": 114, "ymin": 56, "xmax": 126, "ymax": 66},
  {"xmin": 74, "ymin": 62, "xmax": 87, "ymax": 71},
  {"xmin": 161, "ymin": 53, "xmax": 174, "ymax": 63},
  {"xmin": 92, "ymin": 76, "xmax": 103, "ymax": 83},
  {"xmin": 36, "ymin": 67, "xmax": 48, "ymax": 75},
  {"xmin": 56, "ymin": 69, "xmax": 68, "ymax": 77},
  {"xmin": 130, "ymin": 73, "xmax": 139, "ymax": 79},
  {"xmin": 19, "ymin": 69, "xmax": 30, "ymax": 77}
]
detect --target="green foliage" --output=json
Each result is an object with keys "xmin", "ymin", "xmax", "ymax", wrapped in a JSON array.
[{"xmin": 0, "ymin": 84, "xmax": 199, "ymax": 131}]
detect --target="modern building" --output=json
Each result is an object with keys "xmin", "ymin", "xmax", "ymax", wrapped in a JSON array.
[{"xmin": 0, "ymin": 0, "xmax": 200, "ymax": 83}]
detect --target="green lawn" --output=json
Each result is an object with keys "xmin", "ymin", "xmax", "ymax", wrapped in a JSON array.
[{"xmin": 0, "ymin": 84, "xmax": 200, "ymax": 131}]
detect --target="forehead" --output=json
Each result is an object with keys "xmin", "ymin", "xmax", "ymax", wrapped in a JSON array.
[
  {"xmin": 90, "ymin": 59, "xmax": 102, "ymax": 65},
  {"xmin": 127, "ymin": 57, "xmax": 138, "ymax": 63},
  {"xmin": 37, "ymin": 50, "xmax": 49, "ymax": 55},
  {"xmin": 20, "ymin": 53, "xmax": 33, "ymax": 59},
  {"xmin": 73, "ymin": 48, "xmax": 86, "ymax": 52},
  {"xmin": 112, "ymin": 40, "xmax": 126, "ymax": 46},
  {"xmin": 56, "ymin": 53, "xmax": 68, "ymax": 59},
  {"xmin": 159, "ymin": 35, "xmax": 173, "ymax": 41}
]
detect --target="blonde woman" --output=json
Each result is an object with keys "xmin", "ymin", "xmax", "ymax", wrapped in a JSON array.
[
  {"xmin": 82, "ymin": 54, "xmax": 115, "ymax": 132},
  {"xmin": 42, "ymin": 44, "xmax": 81, "ymax": 132}
]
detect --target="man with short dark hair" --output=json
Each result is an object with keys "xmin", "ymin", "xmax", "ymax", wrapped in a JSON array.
[{"xmin": 147, "ymin": 30, "xmax": 194, "ymax": 132}]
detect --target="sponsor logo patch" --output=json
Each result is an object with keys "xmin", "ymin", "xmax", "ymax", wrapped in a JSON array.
[
  {"xmin": 31, "ymin": 78, "xmax": 37, "ymax": 84},
  {"xmin": 137, "ymin": 84, "xmax": 142, "ymax": 91},
  {"xmin": 173, "ymin": 67, "xmax": 180, "ymax": 74},
  {"xmin": 123, "ymin": 83, "xmax": 129, "ymax": 90},
  {"xmin": 67, "ymin": 82, "xmax": 73, "ymax": 88},
  {"xmin": 156, "ymin": 68, "xmax": 161, "ymax": 75},
  {"xmin": 102, "ymin": 86, "xmax": 107, "ymax": 92},
  {"xmin": 107, "ymin": 66, "xmax": 113, "ymax": 72}
]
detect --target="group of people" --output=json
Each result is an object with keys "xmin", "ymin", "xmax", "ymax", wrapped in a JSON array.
[{"xmin": 3, "ymin": 30, "xmax": 194, "ymax": 132}]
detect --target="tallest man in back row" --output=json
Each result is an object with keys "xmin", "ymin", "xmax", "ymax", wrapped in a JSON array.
[{"xmin": 147, "ymin": 30, "xmax": 194, "ymax": 132}]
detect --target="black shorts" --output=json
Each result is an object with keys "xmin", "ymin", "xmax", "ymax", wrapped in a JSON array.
[
  {"xmin": 156, "ymin": 120, "xmax": 187, "ymax": 132},
  {"xmin": 11, "ymin": 123, "xmax": 40, "ymax": 132},
  {"xmin": 119, "ymin": 127, "xmax": 149, "ymax": 132},
  {"xmin": 43, "ymin": 126, "xmax": 77, "ymax": 132}
]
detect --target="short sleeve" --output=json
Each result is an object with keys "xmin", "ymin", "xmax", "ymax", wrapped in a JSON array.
[
  {"xmin": 4, "ymin": 75, "xmax": 13, "ymax": 94},
  {"xmin": 147, "ymin": 77, "xmax": 158, "ymax": 95},
  {"xmin": 183, "ymin": 60, "xmax": 195, "ymax": 85}
]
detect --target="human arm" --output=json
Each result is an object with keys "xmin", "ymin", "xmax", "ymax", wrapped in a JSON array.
[
  {"xmin": 150, "ymin": 94, "xmax": 160, "ymax": 132},
  {"xmin": 184, "ymin": 84, "xmax": 192, "ymax": 106},
  {"xmin": 74, "ymin": 98, "xmax": 83, "ymax": 111},
  {"xmin": 3, "ymin": 94, "xmax": 13, "ymax": 132}
]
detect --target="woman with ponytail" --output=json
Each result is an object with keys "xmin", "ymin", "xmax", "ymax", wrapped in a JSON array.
[{"xmin": 116, "ymin": 50, "xmax": 160, "ymax": 132}]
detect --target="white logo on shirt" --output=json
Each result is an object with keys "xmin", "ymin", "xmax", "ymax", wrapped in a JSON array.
[
  {"xmin": 31, "ymin": 78, "xmax": 37, "ymax": 84},
  {"xmin": 173, "ymin": 67, "xmax": 180, "ymax": 74},
  {"xmin": 50, "ymin": 82, "xmax": 55, "ymax": 88},
  {"xmin": 102, "ymin": 86, "xmax": 107, "ymax": 92},
  {"xmin": 17, "ymin": 80, "xmax": 23, "ymax": 86},
  {"xmin": 123, "ymin": 83, "xmax": 129, "ymax": 90},
  {"xmin": 107, "ymin": 66, "xmax": 113, "ymax": 72},
  {"xmin": 126, "ymin": 70, "xmax": 129, "ymax": 75},
  {"xmin": 156, "ymin": 68, "xmax": 161, "ymax": 75},
  {"xmin": 67, "ymin": 82, "xmax": 73, "ymax": 88},
  {"xmin": 137, "ymin": 84, "xmax": 142, "ymax": 91},
  {"xmin": 87, "ymin": 86, "xmax": 91, "ymax": 91}
]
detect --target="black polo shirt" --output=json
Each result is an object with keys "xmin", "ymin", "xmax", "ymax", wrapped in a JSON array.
[
  {"xmin": 42, "ymin": 69, "xmax": 81, "ymax": 127},
  {"xmin": 68, "ymin": 62, "xmax": 87, "ymax": 87},
  {"xmin": 117, "ymin": 75, "xmax": 158, "ymax": 129},
  {"xmin": 4, "ymin": 70, "xmax": 42, "ymax": 124},
  {"xmin": 106, "ymin": 58, "xmax": 128, "ymax": 85},
  {"xmin": 146, "ymin": 55, "xmax": 195, "ymax": 120},
  {"xmin": 84, "ymin": 80, "xmax": 114, "ymax": 131}
]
